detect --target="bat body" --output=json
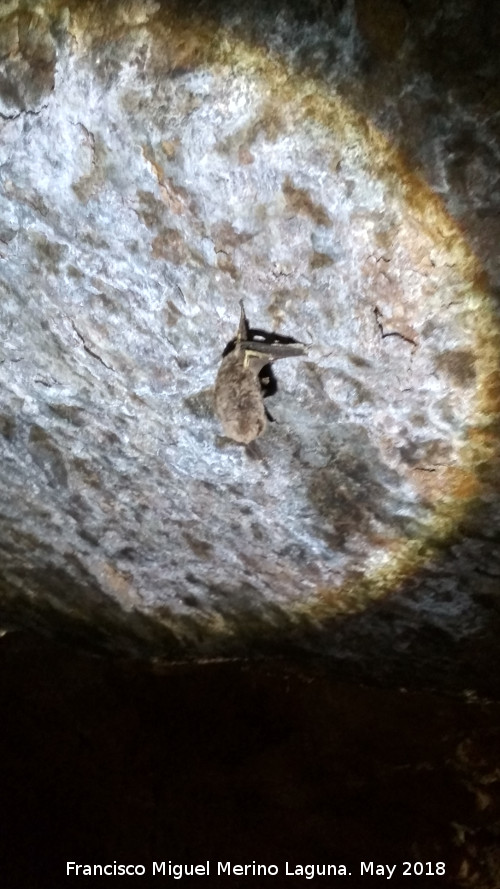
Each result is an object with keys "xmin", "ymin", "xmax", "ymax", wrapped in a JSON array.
[
  {"xmin": 214, "ymin": 345, "xmax": 268, "ymax": 443},
  {"xmin": 214, "ymin": 302, "xmax": 306, "ymax": 444}
]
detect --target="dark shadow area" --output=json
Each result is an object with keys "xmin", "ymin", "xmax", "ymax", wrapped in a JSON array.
[
  {"xmin": 1, "ymin": 632, "xmax": 499, "ymax": 889},
  {"xmin": 306, "ymin": 579, "xmax": 500, "ymax": 701}
]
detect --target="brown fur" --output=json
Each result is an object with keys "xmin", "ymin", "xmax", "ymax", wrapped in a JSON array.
[{"xmin": 214, "ymin": 347, "xmax": 268, "ymax": 443}]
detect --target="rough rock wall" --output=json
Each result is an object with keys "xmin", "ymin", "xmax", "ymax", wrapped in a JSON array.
[{"xmin": 1, "ymin": 0, "xmax": 499, "ymax": 693}]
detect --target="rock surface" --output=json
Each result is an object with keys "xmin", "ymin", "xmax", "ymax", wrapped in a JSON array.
[{"xmin": 0, "ymin": 0, "xmax": 499, "ymax": 693}]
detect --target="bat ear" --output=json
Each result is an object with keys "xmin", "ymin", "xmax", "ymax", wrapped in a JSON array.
[
  {"xmin": 236, "ymin": 299, "xmax": 249, "ymax": 343},
  {"xmin": 239, "ymin": 340, "xmax": 307, "ymax": 360}
]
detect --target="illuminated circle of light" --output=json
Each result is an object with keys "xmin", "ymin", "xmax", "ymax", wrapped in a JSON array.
[{"xmin": 68, "ymin": 3, "xmax": 500, "ymax": 628}]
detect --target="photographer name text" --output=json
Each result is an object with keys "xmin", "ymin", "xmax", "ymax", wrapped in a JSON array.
[{"xmin": 66, "ymin": 860, "xmax": 446, "ymax": 879}]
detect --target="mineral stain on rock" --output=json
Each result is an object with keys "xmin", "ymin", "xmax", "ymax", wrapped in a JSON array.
[
  {"xmin": 0, "ymin": 9, "xmax": 56, "ymax": 117},
  {"xmin": 435, "ymin": 349, "xmax": 477, "ymax": 386}
]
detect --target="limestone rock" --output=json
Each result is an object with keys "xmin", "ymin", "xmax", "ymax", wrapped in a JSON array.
[{"xmin": 0, "ymin": 0, "xmax": 499, "ymax": 694}]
